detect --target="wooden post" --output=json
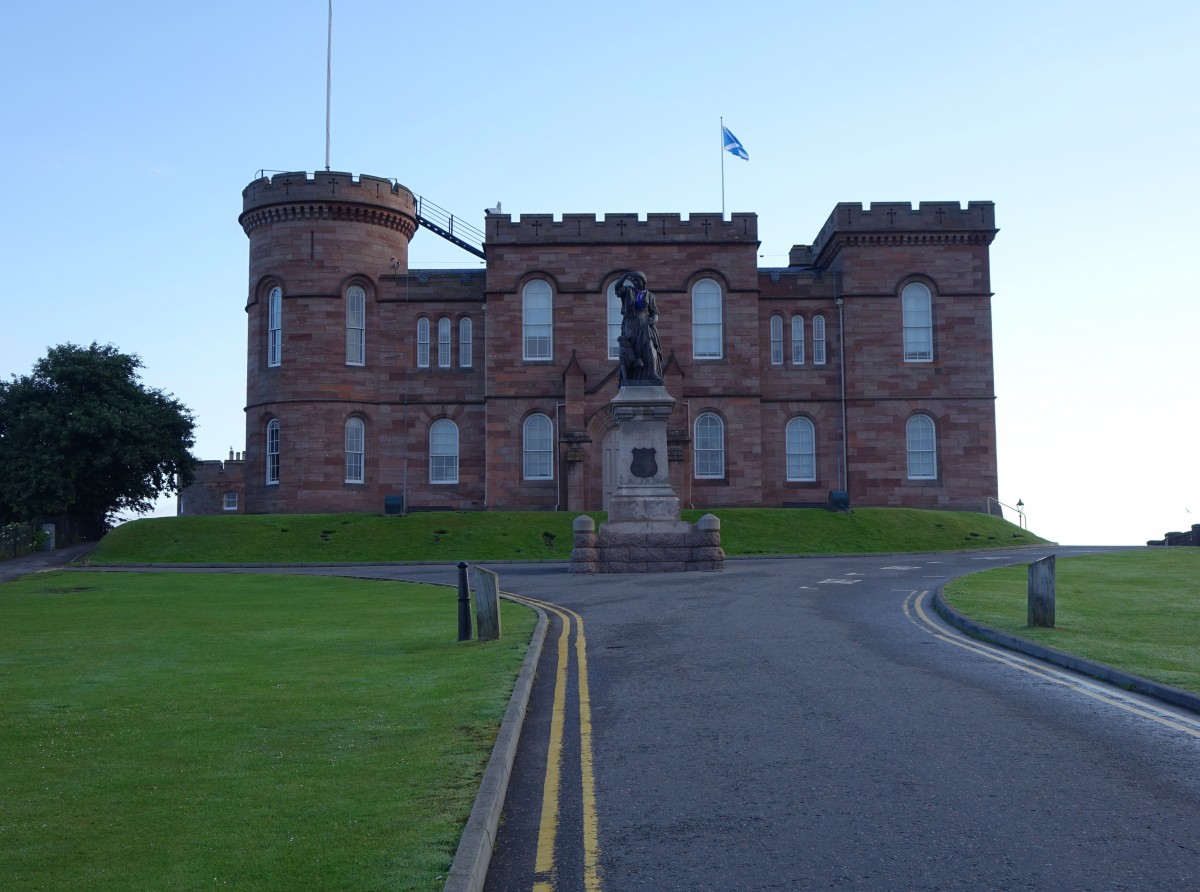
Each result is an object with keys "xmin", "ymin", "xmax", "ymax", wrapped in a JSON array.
[
  {"xmin": 1027, "ymin": 555, "xmax": 1056, "ymax": 628},
  {"xmin": 468, "ymin": 565, "xmax": 502, "ymax": 642}
]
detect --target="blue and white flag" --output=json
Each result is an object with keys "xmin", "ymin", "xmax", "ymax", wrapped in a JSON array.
[{"xmin": 722, "ymin": 125, "xmax": 749, "ymax": 160}]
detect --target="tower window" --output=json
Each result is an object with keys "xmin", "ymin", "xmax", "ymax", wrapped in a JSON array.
[
  {"xmin": 523, "ymin": 280, "xmax": 553, "ymax": 361},
  {"xmin": 267, "ymin": 286, "xmax": 282, "ymax": 368},
  {"xmin": 346, "ymin": 285, "xmax": 366, "ymax": 366}
]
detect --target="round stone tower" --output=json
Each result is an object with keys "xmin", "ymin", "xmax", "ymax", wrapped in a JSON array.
[{"xmin": 238, "ymin": 170, "xmax": 417, "ymax": 513}]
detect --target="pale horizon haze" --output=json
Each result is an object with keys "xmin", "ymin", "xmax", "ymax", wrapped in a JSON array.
[{"xmin": 2, "ymin": 1, "xmax": 1197, "ymax": 545}]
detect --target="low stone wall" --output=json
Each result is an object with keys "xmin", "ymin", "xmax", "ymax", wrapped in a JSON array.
[{"xmin": 568, "ymin": 514, "xmax": 724, "ymax": 573}]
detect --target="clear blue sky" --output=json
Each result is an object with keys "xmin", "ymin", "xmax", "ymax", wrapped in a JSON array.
[{"xmin": 3, "ymin": 1, "xmax": 1197, "ymax": 544}]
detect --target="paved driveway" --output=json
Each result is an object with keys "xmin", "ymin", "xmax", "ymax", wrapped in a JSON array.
[{"xmin": 378, "ymin": 548, "xmax": 1200, "ymax": 891}]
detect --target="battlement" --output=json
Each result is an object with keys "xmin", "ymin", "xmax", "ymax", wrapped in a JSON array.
[
  {"xmin": 813, "ymin": 201, "xmax": 996, "ymax": 256},
  {"xmin": 485, "ymin": 212, "xmax": 758, "ymax": 245},
  {"xmin": 239, "ymin": 170, "xmax": 417, "ymax": 236}
]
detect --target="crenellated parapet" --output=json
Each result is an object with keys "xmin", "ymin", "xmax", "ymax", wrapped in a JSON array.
[
  {"xmin": 486, "ymin": 212, "xmax": 758, "ymax": 245},
  {"xmin": 239, "ymin": 170, "xmax": 418, "ymax": 237},
  {"xmin": 813, "ymin": 201, "xmax": 996, "ymax": 262}
]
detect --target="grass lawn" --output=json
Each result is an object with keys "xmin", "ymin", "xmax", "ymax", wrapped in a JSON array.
[
  {"xmin": 0, "ymin": 571, "xmax": 537, "ymax": 891},
  {"xmin": 91, "ymin": 507, "xmax": 1043, "ymax": 564},
  {"xmin": 942, "ymin": 549, "xmax": 1200, "ymax": 694}
]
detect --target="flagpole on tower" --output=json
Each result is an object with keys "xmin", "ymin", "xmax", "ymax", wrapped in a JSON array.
[
  {"xmin": 325, "ymin": 0, "xmax": 333, "ymax": 171},
  {"xmin": 720, "ymin": 116, "xmax": 726, "ymax": 217}
]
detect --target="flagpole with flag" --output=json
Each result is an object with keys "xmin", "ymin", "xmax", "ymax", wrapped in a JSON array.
[{"xmin": 720, "ymin": 117, "xmax": 749, "ymax": 216}]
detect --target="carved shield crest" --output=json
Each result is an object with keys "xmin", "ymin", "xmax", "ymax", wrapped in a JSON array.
[{"xmin": 630, "ymin": 447, "xmax": 658, "ymax": 479}]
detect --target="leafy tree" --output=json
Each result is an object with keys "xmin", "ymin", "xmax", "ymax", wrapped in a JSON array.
[{"xmin": 0, "ymin": 343, "xmax": 196, "ymax": 537}]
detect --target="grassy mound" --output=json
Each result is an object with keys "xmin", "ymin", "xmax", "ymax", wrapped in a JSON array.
[{"xmin": 92, "ymin": 507, "xmax": 1043, "ymax": 564}]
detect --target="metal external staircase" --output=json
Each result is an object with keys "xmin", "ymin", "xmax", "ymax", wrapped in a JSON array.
[{"xmin": 413, "ymin": 195, "xmax": 485, "ymax": 259}]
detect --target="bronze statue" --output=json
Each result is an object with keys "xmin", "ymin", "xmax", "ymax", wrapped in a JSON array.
[{"xmin": 614, "ymin": 271, "xmax": 663, "ymax": 385}]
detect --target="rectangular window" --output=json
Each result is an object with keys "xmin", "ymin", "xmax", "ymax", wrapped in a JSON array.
[
  {"xmin": 346, "ymin": 288, "xmax": 365, "ymax": 366},
  {"xmin": 770, "ymin": 316, "xmax": 784, "ymax": 365},
  {"xmin": 459, "ymin": 318, "xmax": 473, "ymax": 368},
  {"xmin": 267, "ymin": 288, "xmax": 282, "ymax": 368},
  {"xmin": 791, "ymin": 316, "xmax": 805, "ymax": 364},
  {"xmin": 438, "ymin": 318, "xmax": 451, "ymax": 368},
  {"xmin": 813, "ymin": 315, "xmax": 827, "ymax": 366},
  {"xmin": 523, "ymin": 286, "xmax": 553, "ymax": 360},
  {"xmin": 222, "ymin": 491, "xmax": 238, "ymax": 511},
  {"xmin": 903, "ymin": 293, "xmax": 933, "ymax": 361},
  {"xmin": 608, "ymin": 291, "xmax": 622, "ymax": 360},
  {"xmin": 417, "ymin": 318, "xmax": 430, "ymax": 368},
  {"xmin": 693, "ymin": 298, "xmax": 723, "ymax": 358}
]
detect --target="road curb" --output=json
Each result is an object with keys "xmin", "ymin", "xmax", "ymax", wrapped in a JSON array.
[
  {"xmin": 443, "ymin": 599, "xmax": 549, "ymax": 892},
  {"xmin": 932, "ymin": 586, "xmax": 1200, "ymax": 716}
]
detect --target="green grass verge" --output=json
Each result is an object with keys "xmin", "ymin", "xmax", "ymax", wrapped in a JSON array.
[
  {"xmin": 92, "ymin": 508, "xmax": 1043, "ymax": 564},
  {"xmin": 0, "ymin": 571, "xmax": 537, "ymax": 891},
  {"xmin": 942, "ymin": 550, "xmax": 1200, "ymax": 694}
]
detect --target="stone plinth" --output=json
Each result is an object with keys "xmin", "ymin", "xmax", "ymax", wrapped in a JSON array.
[
  {"xmin": 568, "ymin": 383, "xmax": 724, "ymax": 573},
  {"xmin": 606, "ymin": 384, "xmax": 679, "ymax": 523},
  {"xmin": 569, "ymin": 514, "xmax": 725, "ymax": 573}
]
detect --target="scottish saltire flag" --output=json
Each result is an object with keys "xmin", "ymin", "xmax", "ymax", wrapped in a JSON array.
[{"xmin": 722, "ymin": 125, "xmax": 749, "ymax": 160}]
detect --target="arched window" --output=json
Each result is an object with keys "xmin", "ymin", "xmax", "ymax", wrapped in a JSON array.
[
  {"xmin": 786, "ymin": 417, "xmax": 816, "ymax": 482},
  {"xmin": 429, "ymin": 419, "xmax": 459, "ymax": 484},
  {"xmin": 812, "ymin": 315, "xmax": 827, "ymax": 365},
  {"xmin": 906, "ymin": 414, "xmax": 937, "ymax": 480},
  {"xmin": 459, "ymin": 317, "xmax": 473, "ymax": 368},
  {"xmin": 523, "ymin": 413, "xmax": 554, "ymax": 480},
  {"xmin": 267, "ymin": 286, "xmax": 282, "ymax": 368},
  {"xmin": 437, "ymin": 317, "xmax": 451, "ymax": 368},
  {"xmin": 522, "ymin": 280, "xmax": 553, "ymax": 360},
  {"xmin": 345, "ymin": 418, "xmax": 364, "ymax": 484},
  {"xmin": 692, "ymin": 278, "xmax": 723, "ymax": 359},
  {"xmin": 607, "ymin": 281, "xmax": 622, "ymax": 361},
  {"xmin": 694, "ymin": 412, "xmax": 725, "ymax": 479},
  {"xmin": 266, "ymin": 419, "xmax": 280, "ymax": 485},
  {"xmin": 902, "ymin": 282, "xmax": 933, "ymax": 362},
  {"xmin": 346, "ymin": 285, "xmax": 366, "ymax": 365},
  {"xmin": 769, "ymin": 315, "xmax": 784, "ymax": 366},
  {"xmin": 791, "ymin": 315, "xmax": 805, "ymax": 365},
  {"xmin": 416, "ymin": 317, "xmax": 430, "ymax": 368}
]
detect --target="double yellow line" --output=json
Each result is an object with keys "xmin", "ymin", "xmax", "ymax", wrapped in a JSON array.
[{"xmin": 505, "ymin": 593, "xmax": 602, "ymax": 892}]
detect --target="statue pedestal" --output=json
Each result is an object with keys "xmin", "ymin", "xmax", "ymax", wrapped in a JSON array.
[
  {"xmin": 606, "ymin": 384, "xmax": 680, "ymax": 524},
  {"xmin": 569, "ymin": 383, "xmax": 724, "ymax": 573}
]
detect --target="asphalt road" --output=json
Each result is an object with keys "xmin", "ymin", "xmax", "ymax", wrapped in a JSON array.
[{"xmin": 373, "ymin": 548, "xmax": 1200, "ymax": 891}]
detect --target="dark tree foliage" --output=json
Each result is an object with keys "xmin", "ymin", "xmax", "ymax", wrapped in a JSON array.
[{"xmin": 0, "ymin": 343, "xmax": 196, "ymax": 535}]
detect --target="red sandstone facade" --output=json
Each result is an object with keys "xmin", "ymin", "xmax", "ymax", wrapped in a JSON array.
[{"xmin": 179, "ymin": 170, "xmax": 1000, "ymax": 516}]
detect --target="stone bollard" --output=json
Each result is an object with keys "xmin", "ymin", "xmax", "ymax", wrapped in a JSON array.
[
  {"xmin": 1027, "ymin": 555, "xmax": 1056, "ymax": 628},
  {"xmin": 569, "ymin": 515, "xmax": 599, "ymax": 573}
]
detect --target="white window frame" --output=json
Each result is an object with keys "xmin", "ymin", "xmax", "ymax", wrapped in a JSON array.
[
  {"xmin": 416, "ymin": 317, "xmax": 430, "ymax": 368},
  {"xmin": 906, "ymin": 414, "xmax": 937, "ymax": 480},
  {"xmin": 345, "ymin": 417, "xmax": 364, "ymax": 484},
  {"xmin": 459, "ymin": 316, "xmax": 473, "ymax": 368},
  {"xmin": 694, "ymin": 412, "xmax": 725, "ymax": 479},
  {"xmin": 346, "ymin": 285, "xmax": 366, "ymax": 366},
  {"xmin": 902, "ymin": 282, "xmax": 934, "ymax": 362},
  {"xmin": 267, "ymin": 286, "xmax": 282, "ymax": 368},
  {"xmin": 791, "ymin": 315, "xmax": 805, "ymax": 365},
  {"xmin": 786, "ymin": 417, "xmax": 816, "ymax": 482},
  {"xmin": 437, "ymin": 317, "xmax": 451, "ymax": 368},
  {"xmin": 813, "ymin": 314, "xmax": 827, "ymax": 366},
  {"xmin": 266, "ymin": 419, "xmax": 280, "ymax": 485},
  {"xmin": 222, "ymin": 491, "xmax": 238, "ymax": 511},
  {"xmin": 522, "ymin": 280, "xmax": 553, "ymax": 361},
  {"xmin": 607, "ymin": 282, "xmax": 622, "ymax": 360},
  {"xmin": 770, "ymin": 314, "xmax": 784, "ymax": 365},
  {"xmin": 692, "ymin": 278, "xmax": 723, "ymax": 359},
  {"xmin": 523, "ymin": 413, "xmax": 554, "ymax": 481},
  {"xmin": 429, "ymin": 419, "xmax": 459, "ymax": 484}
]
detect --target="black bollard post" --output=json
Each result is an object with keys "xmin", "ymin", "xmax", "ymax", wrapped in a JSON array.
[{"xmin": 457, "ymin": 561, "xmax": 472, "ymax": 641}]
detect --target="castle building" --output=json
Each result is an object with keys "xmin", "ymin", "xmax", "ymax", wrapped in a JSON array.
[{"xmin": 180, "ymin": 170, "xmax": 1000, "ymax": 516}]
